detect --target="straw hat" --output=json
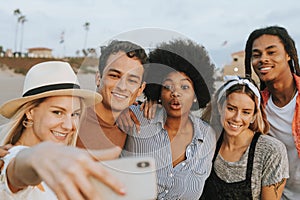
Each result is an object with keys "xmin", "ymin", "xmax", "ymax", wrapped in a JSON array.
[{"xmin": 0, "ymin": 61, "xmax": 102, "ymax": 119}]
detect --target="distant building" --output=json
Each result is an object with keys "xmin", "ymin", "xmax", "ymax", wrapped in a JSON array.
[
  {"xmin": 5, "ymin": 49, "xmax": 13, "ymax": 57},
  {"xmin": 223, "ymin": 51, "xmax": 259, "ymax": 84},
  {"xmin": 28, "ymin": 47, "xmax": 53, "ymax": 58}
]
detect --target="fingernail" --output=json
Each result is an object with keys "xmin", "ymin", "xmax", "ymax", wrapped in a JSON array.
[{"xmin": 120, "ymin": 187, "xmax": 126, "ymax": 195}]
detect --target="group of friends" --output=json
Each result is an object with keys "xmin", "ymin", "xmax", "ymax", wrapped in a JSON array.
[{"xmin": 0, "ymin": 25, "xmax": 298, "ymax": 200}]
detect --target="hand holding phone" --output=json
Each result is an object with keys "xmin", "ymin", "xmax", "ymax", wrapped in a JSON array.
[{"xmin": 90, "ymin": 157, "xmax": 157, "ymax": 200}]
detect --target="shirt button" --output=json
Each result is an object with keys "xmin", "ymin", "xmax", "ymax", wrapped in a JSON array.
[
  {"xmin": 169, "ymin": 173, "xmax": 173, "ymax": 177},
  {"xmin": 165, "ymin": 190, "xmax": 169, "ymax": 194},
  {"xmin": 182, "ymin": 162, "xmax": 186, "ymax": 166}
]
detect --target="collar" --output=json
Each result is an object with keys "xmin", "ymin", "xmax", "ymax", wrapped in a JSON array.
[
  {"xmin": 261, "ymin": 73, "xmax": 300, "ymax": 158},
  {"xmin": 261, "ymin": 74, "xmax": 300, "ymax": 106},
  {"xmin": 150, "ymin": 107, "xmax": 205, "ymax": 142}
]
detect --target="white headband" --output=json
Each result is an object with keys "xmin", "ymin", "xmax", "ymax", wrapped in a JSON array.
[{"xmin": 217, "ymin": 75, "xmax": 261, "ymax": 107}]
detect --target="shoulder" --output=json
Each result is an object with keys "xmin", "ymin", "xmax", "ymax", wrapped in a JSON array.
[
  {"xmin": 6, "ymin": 146, "xmax": 28, "ymax": 158},
  {"xmin": 2, "ymin": 146, "xmax": 28, "ymax": 165},
  {"xmin": 130, "ymin": 105, "xmax": 164, "ymax": 124},
  {"xmin": 81, "ymin": 106, "xmax": 98, "ymax": 124},
  {"xmin": 191, "ymin": 114, "xmax": 216, "ymax": 143},
  {"xmin": 190, "ymin": 114, "xmax": 210, "ymax": 129},
  {"xmin": 256, "ymin": 134, "xmax": 287, "ymax": 159},
  {"xmin": 254, "ymin": 134, "xmax": 289, "ymax": 186},
  {"xmin": 257, "ymin": 134, "xmax": 286, "ymax": 149},
  {"xmin": 1, "ymin": 146, "xmax": 28, "ymax": 191},
  {"xmin": 129, "ymin": 105, "xmax": 144, "ymax": 119}
]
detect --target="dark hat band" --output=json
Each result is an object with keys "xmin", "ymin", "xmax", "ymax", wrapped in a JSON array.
[{"xmin": 23, "ymin": 83, "xmax": 80, "ymax": 97}]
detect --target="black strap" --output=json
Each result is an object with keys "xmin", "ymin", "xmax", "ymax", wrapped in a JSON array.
[
  {"xmin": 23, "ymin": 83, "xmax": 80, "ymax": 97},
  {"xmin": 213, "ymin": 130, "xmax": 261, "ymax": 176},
  {"xmin": 212, "ymin": 130, "xmax": 224, "ymax": 162},
  {"xmin": 245, "ymin": 132, "xmax": 261, "ymax": 179}
]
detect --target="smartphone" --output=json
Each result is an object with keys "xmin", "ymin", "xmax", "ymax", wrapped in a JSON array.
[{"xmin": 90, "ymin": 157, "xmax": 157, "ymax": 200}]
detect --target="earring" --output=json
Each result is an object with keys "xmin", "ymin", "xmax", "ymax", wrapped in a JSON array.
[
  {"xmin": 193, "ymin": 98, "xmax": 197, "ymax": 103},
  {"xmin": 23, "ymin": 118, "xmax": 33, "ymax": 128},
  {"xmin": 158, "ymin": 99, "xmax": 161, "ymax": 103}
]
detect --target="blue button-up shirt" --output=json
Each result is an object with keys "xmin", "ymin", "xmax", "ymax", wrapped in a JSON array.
[{"xmin": 122, "ymin": 105, "xmax": 216, "ymax": 200}]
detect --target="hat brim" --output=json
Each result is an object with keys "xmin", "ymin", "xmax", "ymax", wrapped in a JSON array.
[{"xmin": 0, "ymin": 89, "xmax": 102, "ymax": 119}]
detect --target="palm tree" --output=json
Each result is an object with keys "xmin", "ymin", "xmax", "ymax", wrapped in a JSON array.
[
  {"xmin": 83, "ymin": 22, "xmax": 90, "ymax": 50},
  {"xmin": 13, "ymin": 9, "xmax": 21, "ymax": 52},
  {"xmin": 19, "ymin": 15, "xmax": 27, "ymax": 53}
]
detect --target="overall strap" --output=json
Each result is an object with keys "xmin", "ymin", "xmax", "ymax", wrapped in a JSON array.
[
  {"xmin": 213, "ymin": 130, "xmax": 224, "ymax": 162},
  {"xmin": 245, "ymin": 132, "xmax": 261, "ymax": 180}
]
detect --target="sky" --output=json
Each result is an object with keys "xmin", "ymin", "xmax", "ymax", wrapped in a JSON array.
[{"xmin": 1, "ymin": 0, "xmax": 300, "ymax": 68}]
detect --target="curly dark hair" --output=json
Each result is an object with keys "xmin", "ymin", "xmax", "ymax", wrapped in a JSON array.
[
  {"xmin": 244, "ymin": 25, "xmax": 300, "ymax": 90},
  {"xmin": 98, "ymin": 40, "xmax": 148, "ymax": 77},
  {"xmin": 144, "ymin": 39, "xmax": 215, "ymax": 110}
]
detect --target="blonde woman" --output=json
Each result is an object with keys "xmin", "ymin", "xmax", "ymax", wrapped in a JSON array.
[
  {"xmin": 0, "ymin": 61, "xmax": 125, "ymax": 199},
  {"xmin": 201, "ymin": 77, "xmax": 289, "ymax": 200}
]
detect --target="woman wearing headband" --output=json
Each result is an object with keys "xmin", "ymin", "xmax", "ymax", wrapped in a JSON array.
[
  {"xmin": 0, "ymin": 61, "xmax": 125, "ymax": 199},
  {"xmin": 200, "ymin": 76, "xmax": 289, "ymax": 200}
]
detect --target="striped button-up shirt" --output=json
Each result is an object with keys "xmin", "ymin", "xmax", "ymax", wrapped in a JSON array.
[{"xmin": 122, "ymin": 105, "xmax": 216, "ymax": 200}]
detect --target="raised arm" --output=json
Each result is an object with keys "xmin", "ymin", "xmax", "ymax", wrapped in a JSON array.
[
  {"xmin": 6, "ymin": 141, "xmax": 126, "ymax": 200},
  {"xmin": 117, "ymin": 100, "xmax": 160, "ymax": 133},
  {"xmin": 140, "ymin": 100, "xmax": 160, "ymax": 119},
  {"xmin": 117, "ymin": 107, "xmax": 141, "ymax": 134}
]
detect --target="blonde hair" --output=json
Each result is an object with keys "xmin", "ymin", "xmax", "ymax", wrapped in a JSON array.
[{"xmin": 0, "ymin": 97, "xmax": 85, "ymax": 146}]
